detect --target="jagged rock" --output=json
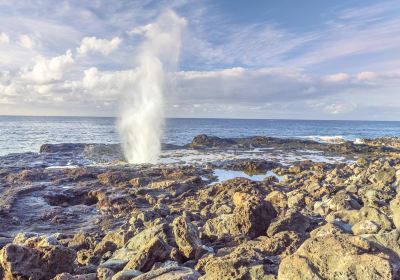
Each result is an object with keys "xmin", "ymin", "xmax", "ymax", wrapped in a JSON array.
[
  {"xmin": 134, "ymin": 264, "xmax": 201, "ymax": 280},
  {"xmin": 310, "ymin": 223, "xmax": 345, "ymax": 237},
  {"xmin": 77, "ymin": 249, "xmax": 100, "ymax": 266},
  {"xmin": 124, "ymin": 237, "xmax": 170, "ymax": 272},
  {"xmin": 68, "ymin": 232, "xmax": 96, "ymax": 251},
  {"xmin": 111, "ymin": 269, "xmax": 142, "ymax": 280},
  {"xmin": 369, "ymin": 167, "xmax": 396, "ymax": 186},
  {"xmin": 198, "ymin": 245, "xmax": 278, "ymax": 280},
  {"xmin": 172, "ymin": 215, "xmax": 205, "ymax": 260},
  {"xmin": 97, "ymin": 267, "xmax": 116, "ymax": 280},
  {"xmin": 125, "ymin": 223, "xmax": 169, "ymax": 251},
  {"xmin": 352, "ymin": 220, "xmax": 380, "ymax": 235},
  {"xmin": 278, "ymin": 234, "xmax": 397, "ymax": 280},
  {"xmin": 189, "ymin": 134, "xmax": 235, "ymax": 149},
  {"xmin": 53, "ymin": 273, "xmax": 97, "ymax": 280},
  {"xmin": 204, "ymin": 193, "xmax": 276, "ymax": 240},
  {"xmin": 257, "ymin": 231, "xmax": 305, "ymax": 257},
  {"xmin": 0, "ymin": 243, "xmax": 75, "ymax": 280},
  {"xmin": 13, "ymin": 232, "xmax": 59, "ymax": 247},
  {"xmin": 363, "ymin": 230, "xmax": 400, "ymax": 263},
  {"xmin": 99, "ymin": 259, "xmax": 129, "ymax": 272},
  {"xmin": 265, "ymin": 190, "xmax": 287, "ymax": 212},
  {"xmin": 390, "ymin": 194, "xmax": 400, "ymax": 229},
  {"xmin": 267, "ymin": 210, "xmax": 311, "ymax": 237}
]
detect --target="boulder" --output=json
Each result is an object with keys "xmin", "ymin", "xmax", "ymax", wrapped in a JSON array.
[
  {"xmin": 198, "ymin": 245, "xmax": 278, "ymax": 280},
  {"xmin": 267, "ymin": 210, "xmax": 311, "ymax": 237},
  {"xmin": 368, "ymin": 167, "xmax": 396, "ymax": 186},
  {"xmin": 125, "ymin": 223, "xmax": 169, "ymax": 251},
  {"xmin": 97, "ymin": 267, "xmax": 116, "ymax": 280},
  {"xmin": 111, "ymin": 269, "xmax": 142, "ymax": 280},
  {"xmin": 390, "ymin": 194, "xmax": 400, "ymax": 229},
  {"xmin": 0, "ymin": 243, "xmax": 75, "ymax": 280},
  {"xmin": 204, "ymin": 193, "xmax": 276, "ymax": 240},
  {"xmin": 99, "ymin": 259, "xmax": 129, "ymax": 272},
  {"xmin": 278, "ymin": 234, "xmax": 396, "ymax": 280},
  {"xmin": 134, "ymin": 264, "xmax": 200, "ymax": 280},
  {"xmin": 124, "ymin": 237, "xmax": 170, "ymax": 272},
  {"xmin": 53, "ymin": 273, "xmax": 97, "ymax": 280},
  {"xmin": 172, "ymin": 215, "xmax": 205, "ymax": 260}
]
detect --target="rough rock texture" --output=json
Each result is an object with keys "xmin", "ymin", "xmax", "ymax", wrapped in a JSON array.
[
  {"xmin": 0, "ymin": 243, "xmax": 76, "ymax": 279},
  {"xmin": 204, "ymin": 192, "xmax": 276, "ymax": 241},
  {"xmin": 278, "ymin": 234, "xmax": 397, "ymax": 280},
  {"xmin": 1, "ymin": 135, "xmax": 400, "ymax": 279},
  {"xmin": 173, "ymin": 215, "xmax": 205, "ymax": 260}
]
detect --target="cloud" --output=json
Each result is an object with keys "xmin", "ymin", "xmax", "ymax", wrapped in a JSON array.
[
  {"xmin": 357, "ymin": 71, "xmax": 377, "ymax": 81},
  {"xmin": 324, "ymin": 73, "xmax": 349, "ymax": 82},
  {"xmin": 0, "ymin": 32, "xmax": 9, "ymax": 43},
  {"xmin": 18, "ymin": 34, "xmax": 36, "ymax": 49},
  {"xmin": 77, "ymin": 36, "xmax": 122, "ymax": 56},
  {"xmin": 21, "ymin": 50, "xmax": 74, "ymax": 84}
]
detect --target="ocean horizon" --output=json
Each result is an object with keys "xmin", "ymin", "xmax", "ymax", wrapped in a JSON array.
[{"xmin": 1, "ymin": 115, "xmax": 400, "ymax": 156}]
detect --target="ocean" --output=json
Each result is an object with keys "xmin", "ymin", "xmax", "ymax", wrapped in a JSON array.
[{"xmin": 1, "ymin": 115, "xmax": 400, "ymax": 156}]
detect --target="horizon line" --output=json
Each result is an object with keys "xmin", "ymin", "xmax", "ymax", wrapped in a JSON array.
[{"xmin": 0, "ymin": 114, "xmax": 400, "ymax": 123}]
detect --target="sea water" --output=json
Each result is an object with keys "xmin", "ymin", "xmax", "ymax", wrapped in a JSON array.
[{"xmin": 1, "ymin": 116, "xmax": 400, "ymax": 156}]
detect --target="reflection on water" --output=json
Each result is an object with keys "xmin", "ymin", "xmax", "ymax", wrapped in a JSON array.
[{"xmin": 213, "ymin": 169, "xmax": 283, "ymax": 183}]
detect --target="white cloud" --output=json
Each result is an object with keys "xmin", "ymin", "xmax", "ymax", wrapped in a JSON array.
[
  {"xmin": 0, "ymin": 32, "xmax": 9, "ymax": 43},
  {"xmin": 128, "ymin": 24, "xmax": 154, "ymax": 36},
  {"xmin": 21, "ymin": 50, "xmax": 74, "ymax": 84},
  {"xmin": 324, "ymin": 73, "xmax": 349, "ymax": 82},
  {"xmin": 18, "ymin": 34, "xmax": 36, "ymax": 49},
  {"xmin": 77, "ymin": 36, "xmax": 122, "ymax": 56},
  {"xmin": 357, "ymin": 71, "xmax": 377, "ymax": 80}
]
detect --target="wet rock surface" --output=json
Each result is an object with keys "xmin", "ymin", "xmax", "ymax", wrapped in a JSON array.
[{"xmin": 0, "ymin": 135, "xmax": 400, "ymax": 279}]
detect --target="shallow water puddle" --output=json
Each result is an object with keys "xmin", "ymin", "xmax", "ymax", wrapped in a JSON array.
[{"xmin": 213, "ymin": 169, "xmax": 283, "ymax": 183}]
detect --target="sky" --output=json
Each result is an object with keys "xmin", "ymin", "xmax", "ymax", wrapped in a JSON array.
[{"xmin": 0, "ymin": 0, "xmax": 400, "ymax": 120}]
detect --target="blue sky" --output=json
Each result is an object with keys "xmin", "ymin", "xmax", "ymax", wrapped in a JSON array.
[{"xmin": 0, "ymin": 0, "xmax": 400, "ymax": 120}]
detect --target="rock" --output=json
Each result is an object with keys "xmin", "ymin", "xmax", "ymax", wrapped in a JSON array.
[
  {"xmin": 13, "ymin": 232, "xmax": 59, "ymax": 247},
  {"xmin": 134, "ymin": 265, "xmax": 201, "ymax": 280},
  {"xmin": 265, "ymin": 190, "xmax": 287, "ymax": 212},
  {"xmin": 369, "ymin": 167, "xmax": 396, "ymax": 186},
  {"xmin": 204, "ymin": 193, "xmax": 276, "ymax": 240},
  {"xmin": 111, "ymin": 269, "xmax": 142, "ymax": 280},
  {"xmin": 189, "ymin": 134, "xmax": 235, "ymax": 149},
  {"xmin": 172, "ymin": 215, "xmax": 204, "ymax": 260},
  {"xmin": 352, "ymin": 220, "xmax": 380, "ymax": 235},
  {"xmin": 267, "ymin": 210, "xmax": 311, "ymax": 237},
  {"xmin": 53, "ymin": 273, "xmax": 97, "ymax": 280},
  {"xmin": 326, "ymin": 191, "xmax": 362, "ymax": 212},
  {"xmin": 125, "ymin": 224, "xmax": 169, "ymax": 251},
  {"xmin": 309, "ymin": 223, "xmax": 345, "ymax": 238},
  {"xmin": 363, "ymin": 230, "xmax": 400, "ymax": 263},
  {"xmin": 77, "ymin": 249, "xmax": 100, "ymax": 266},
  {"xmin": 68, "ymin": 232, "xmax": 95, "ymax": 251},
  {"xmin": 99, "ymin": 259, "xmax": 129, "ymax": 272},
  {"xmin": 257, "ymin": 231, "xmax": 305, "ymax": 257},
  {"xmin": 198, "ymin": 245, "xmax": 278, "ymax": 279},
  {"xmin": 124, "ymin": 237, "xmax": 170, "ymax": 272},
  {"xmin": 97, "ymin": 267, "xmax": 116, "ymax": 280},
  {"xmin": 278, "ymin": 234, "xmax": 396, "ymax": 280},
  {"xmin": 390, "ymin": 194, "xmax": 400, "ymax": 229},
  {"xmin": 0, "ymin": 243, "xmax": 75, "ymax": 280}
]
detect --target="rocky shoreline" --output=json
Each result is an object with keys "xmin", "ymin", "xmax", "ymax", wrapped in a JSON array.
[{"xmin": 1, "ymin": 134, "xmax": 400, "ymax": 279}]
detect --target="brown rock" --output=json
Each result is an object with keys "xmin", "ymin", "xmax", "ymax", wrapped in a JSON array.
[
  {"xmin": 172, "ymin": 215, "xmax": 204, "ymax": 260},
  {"xmin": 0, "ymin": 243, "xmax": 75, "ymax": 280},
  {"xmin": 124, "ymin": 237, "xmax": 170, "ymax": 272},
  {"xmin": 278, "ymin": 234, "xmax": 396, "ymax": 280}
]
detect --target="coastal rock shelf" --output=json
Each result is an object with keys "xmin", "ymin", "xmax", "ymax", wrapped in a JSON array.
[{"xmin": 1, "ymin": 135, "xmax": 400, "ymax": 279}]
